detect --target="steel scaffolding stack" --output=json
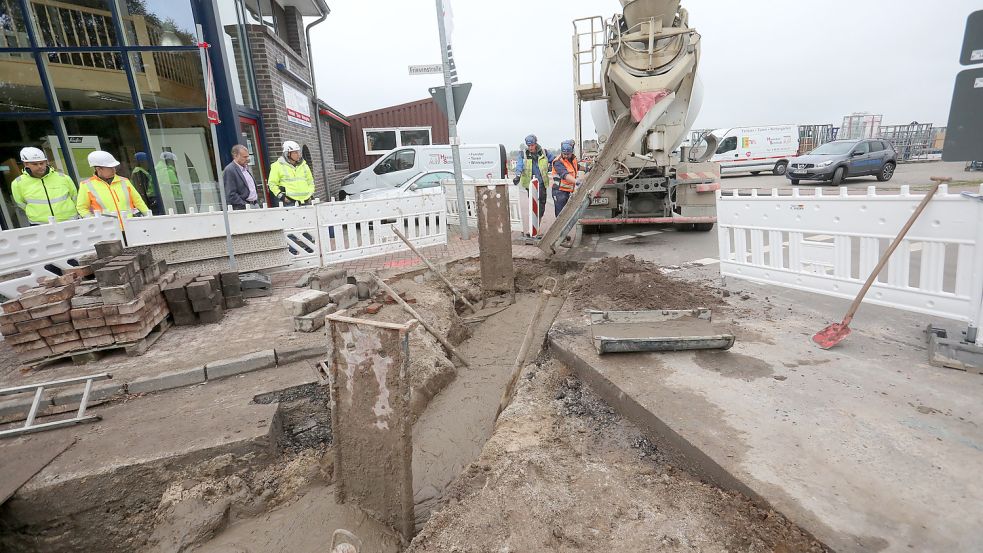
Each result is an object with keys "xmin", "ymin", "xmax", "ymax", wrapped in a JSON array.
[
  {"xmin": 879, "ymin": 122, "xmax": 937, "ymax": 162},
  {"xmin": 797, "ymin": 124, "xmax": 835, "ymax": 154},
  {"xmin": 839, "ymin": 113, "xmax": 883, "ymax": 140}
]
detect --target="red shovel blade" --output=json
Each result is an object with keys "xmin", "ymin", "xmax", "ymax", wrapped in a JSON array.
[{"xmin": 812, "ymin": 322, "xmax": 851, "ymax": 349}]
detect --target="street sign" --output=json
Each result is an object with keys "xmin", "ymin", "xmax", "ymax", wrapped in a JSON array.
[
  {"xmin": 409, "ymin": 64, "xmax": 443, "ymax": 75},
  {"xmin": 959, "ymin": 11, "xmax": 983, "ymax": 66},
  {"xmin": 429, "ymin": 82, "xmax": 471, "ymax": 121},
  {"xmin": 943, "ymin": 67, "xmax": 983, "ymax": 161}
]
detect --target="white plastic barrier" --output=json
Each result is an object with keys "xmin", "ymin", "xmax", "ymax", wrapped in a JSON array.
[
  {"xmin": 125, "ymin": 205, "xmax": 321, "ymax": 269},
  {"xmin": 0, "ymin": 218, "xmax": 121, "ymax": 298},
  {"xmin": 716, "ymin": 185, "xmax": 983, "ymax": 335},
  {"xmin": 318, "ymin": 194, "xmax": 447, "ymax": 263},
  {"xmin": 126, "ymin": 194, "xmax": 448, "ymax": 268},
  {"xmin": 443, "ymin": 180, "xmax": 523, "ymax": 232}
]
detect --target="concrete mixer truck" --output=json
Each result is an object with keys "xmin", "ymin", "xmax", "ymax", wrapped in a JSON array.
[{"xmin": 539, "ymin": 0, "xmax": 720, "ymax": 255}]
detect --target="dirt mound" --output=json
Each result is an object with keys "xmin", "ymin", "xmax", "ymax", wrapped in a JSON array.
[
  {"xmin": 408, "ymin": 360, "xmax": 828, "ymax": 553},
  {"xmin": 572, "ymin": 255, "xmax": 721, "ymax": 311}
]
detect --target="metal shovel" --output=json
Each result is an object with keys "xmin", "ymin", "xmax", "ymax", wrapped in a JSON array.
[{"xmin": 812, "ymin": 177, "xmax": 947, "ymax": 349}]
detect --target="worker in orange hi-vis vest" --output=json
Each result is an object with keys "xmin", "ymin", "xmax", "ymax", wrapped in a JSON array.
[
  {"xmin": 76, "ymin": 150, "xmax": 150, "ymax": 231},
  {"xmin": 550, "ymin": 140, "xmax": 580, "ymax": 217}
]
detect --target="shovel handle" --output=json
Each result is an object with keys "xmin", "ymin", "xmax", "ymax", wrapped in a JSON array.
[{"xmin": 843, "ymin": 178, "xmax": 947, "ymax": 322}]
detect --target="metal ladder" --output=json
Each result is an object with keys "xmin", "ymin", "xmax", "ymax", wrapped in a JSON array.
[{"xmin": 0, "ymin": 373, "xmax": 112, "ymax": 439}]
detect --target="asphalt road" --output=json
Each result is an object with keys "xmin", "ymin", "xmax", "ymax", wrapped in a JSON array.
[
  {"xmin": 577, "ymin": 161, "xmax": 976, "ymax": 270},
  {"xmin": 720, "ymin": 160, "xmax": 981, "ymax": 192}
]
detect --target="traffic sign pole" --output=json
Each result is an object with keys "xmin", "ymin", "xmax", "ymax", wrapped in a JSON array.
[{"xmin": 435, "ymin": 0, "xmax": 469, "ymax": 240}]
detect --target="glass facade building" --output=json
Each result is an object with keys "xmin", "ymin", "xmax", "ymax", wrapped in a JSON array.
[{"xmin": 0, "ymin": 0, "xmax": 334, "ymax": 229}]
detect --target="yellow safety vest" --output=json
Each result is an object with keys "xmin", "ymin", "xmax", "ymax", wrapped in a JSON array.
[
  {"xmin": 11, "ymin": 168, "xmax": 79, "ymax": 224},
  {"xmin": 268, "ymin": 157, "xmax": 314, "ymax": 201},
  {"xmin": 77, "ymin": 175, "xmax": 150, "ymax": 230}
]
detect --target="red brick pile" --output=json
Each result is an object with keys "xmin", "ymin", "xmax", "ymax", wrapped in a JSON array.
[{"xmin": 0, "ymin": 240, "xmax": 175, "ymax": 364}]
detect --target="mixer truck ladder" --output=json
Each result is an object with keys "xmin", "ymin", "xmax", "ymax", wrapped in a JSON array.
[{"xmin": 572, "ymin": 16, "xmax": 606, "ymax": 157}]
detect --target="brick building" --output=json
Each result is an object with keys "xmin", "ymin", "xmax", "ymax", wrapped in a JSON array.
[{"xmin": 0, "ymin": 0, "xmax": 347, "ymax": 229}]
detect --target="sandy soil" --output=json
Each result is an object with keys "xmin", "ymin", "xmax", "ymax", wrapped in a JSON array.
[
  {"xmin": 408, "ymin": 358, "xmax": 828, "ymax": 553},
  {"xmin": 571, "ymin": 255, "xmax": 723, "ymax": 311}
]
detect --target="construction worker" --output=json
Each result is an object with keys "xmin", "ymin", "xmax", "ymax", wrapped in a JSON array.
[
  {"xmin": 131, "ymin": 152, "xmax": 160, "ymax": 215},
  {"xmin": 155, "ymin": 151, "xmax": 184, "ymax": 213},
  {"xmin": 513, "ymin": 134, "xmax": 553, "ymax": 220},
  {"xmin": 77, "ymin": 150, "xmax": 150, "ymax": 230},
  {"xmin": 268, "ymin": 141, "xmax": 315, "ymax": 206},
  {"xmin": 11, "ymin": 147, "xmax": 79, "ymax": 225},
  {"xmin": 551, "ymin": 140, "xmax": 579, "ymax": 217}
]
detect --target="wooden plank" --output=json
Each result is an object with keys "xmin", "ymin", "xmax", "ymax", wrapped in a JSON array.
[{"xmin": 475, "ymin": 183, "xmax": 515, "ymax": 294}]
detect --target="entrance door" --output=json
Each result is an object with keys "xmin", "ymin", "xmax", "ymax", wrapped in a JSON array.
[{"xmin": 239, "ymin": 116, "xmax": 269, "ymax": 205}]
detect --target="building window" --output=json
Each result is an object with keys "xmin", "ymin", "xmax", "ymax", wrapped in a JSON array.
[
  {"xmin": 29, "ymin": 0, "xmax": 120, "ymax": 47},
  {"xmin": 61, "ymin": 114, "xmax": 143, "ymax": 178},
  {"xmin": 330, "ymin": 125, "xmax": 347, "ymax": 170},
  {"xmin": 0, "ymin": 53, "xmax": 48, "ymax": 112},
  {"xmin": 119, "ymin": 0, "xmax": 197, "ymax": 47},
  {"xmin": 129, "ymin": 51, "xmax": 206, "ymax": 109},
  {"xmin": 364, "ymin": 127, "xmax": 432, "ymax": 155},
  {"xmin": 49, "ymin": 50, "xmax": 134, "ymax": 110},
  {"xmin": 301, "ymin": 144, "xmax": 312, "ymax": 168},
  {"xmin": 217, "ymin": 0, "xmax": 258, "ymax": 109},
  {"xmin": 145, "ymin": 112, "xmax": 219, "ymax": 215}
]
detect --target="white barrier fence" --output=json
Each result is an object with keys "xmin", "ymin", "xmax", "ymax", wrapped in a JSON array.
[
  {"xmin": 0, "ymin": 218, "xmax": 121, "ymax": 298},
  {"xmin": 126, "ymin": 193, "xmax": 448, "ymax": 267},
  {"xmin": 0, "ymin": 194, "xmax": 448, "ymax": 298},
  {"xmin": 717, "ymin": 185, "xmax": 983, "ymax": 345},
  {"xmin": 443, "ymin": 180, "xmax": 524, "ymax": 232}
]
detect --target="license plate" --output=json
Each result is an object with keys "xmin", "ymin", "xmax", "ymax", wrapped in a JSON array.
[
  {"xmin": 590, "ymin": 197, "xmax": 610, "ymax": 206},
  {"xmin": 792, "ymin": 171, "xmax": 806, "ymax": 175}
]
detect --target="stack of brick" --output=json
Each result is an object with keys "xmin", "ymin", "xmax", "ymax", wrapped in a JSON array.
[
  {"xmin": 0, "ymin": 239, "xmax": 177, "ymax": 364},
  {"xmin": 0, "ymin": 272, "xmax": 87, "ymax": 361},
  {"xmin": 161, "ymin": 271, "xmax": 245, "ymax": 327}
]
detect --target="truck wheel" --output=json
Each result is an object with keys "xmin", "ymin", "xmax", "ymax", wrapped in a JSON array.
[
  {"xmin": 832, "ymin": 167, "xmax": 845, "ymax": 186},
  {"xmin": 694, "ymin": 223, "xmax": 714, "ymax": 232},
  {"xmin": 773, "ymin": 161, "xmax": 788, "ymax": 176},
  {"xmin": 877, "ymin": 162, "xmax": 896, "ymax": 182},
  {"xmin": 790, "ymin": 179, "xmax": 800, "ymax": 185}
]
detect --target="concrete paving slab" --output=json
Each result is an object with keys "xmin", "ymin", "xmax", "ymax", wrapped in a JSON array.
[{"xmin": 549, "ymin": 296, "xmax": 983, "ymax": 553}]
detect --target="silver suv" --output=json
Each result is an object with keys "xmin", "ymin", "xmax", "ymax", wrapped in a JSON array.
[{"xmin": 787, "ymin": 139, "xmax": 897, "ymax": 185}]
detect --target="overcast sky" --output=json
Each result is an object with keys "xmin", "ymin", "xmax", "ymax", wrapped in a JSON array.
[{"xmin": 311, "ymin": 0, "xmax": 975, "ymax": 147}]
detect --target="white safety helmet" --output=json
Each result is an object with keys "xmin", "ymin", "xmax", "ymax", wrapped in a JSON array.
[
  {"xmin": 160, "ymin": 151, "xmax": 177, "ymax": 162},
  {"xmin": 87, "ymin": 150, "xmax": 121, "ymax": 168},
  {"xmin": 20, "ymin": 147, "xmax": 47, "ymax": 163},
  {"xmin": 282, "ymin": 140, "xmax": 301, "ymax": 154}
]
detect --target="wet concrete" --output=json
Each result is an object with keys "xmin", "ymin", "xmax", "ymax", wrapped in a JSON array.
[
  {"xmin": 193, "ymin": 485, "xmax": 401, "ymax": 553},
  {"xmin": 411, "ymin": 292, "xmax": 566, "ymax": 529}
]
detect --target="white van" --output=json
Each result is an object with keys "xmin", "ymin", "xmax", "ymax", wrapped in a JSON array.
[
  {"xmin": 709, "ymin": 125, "xmax": 799, "ymax": 176},
  {"xmin": 338, "ymin": 144, "xmax": 507, "ymax": 198}
]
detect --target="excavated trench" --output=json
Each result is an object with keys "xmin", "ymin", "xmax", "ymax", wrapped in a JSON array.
[{"xmin": 2, "ymin": 255, "xmax": 826, "ymax": 552}]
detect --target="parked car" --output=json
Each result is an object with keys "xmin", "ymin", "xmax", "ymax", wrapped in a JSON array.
[
  {"xmin": 338, "ymin": 144, "xmax": 506, "ymax": 198},
  {"xmin": 350, "ymin": 171, "xmax": 473, "ymax": 200},
  {"xmin": 708, "ymin": 124, "xmax": 799, "ymax": 176},
  {"xmin": 966, "ymin": 161, "xmax": 983, "ymax": 172},
  {"xmin": 787, "ymin": 139, "xmax": 897, "ymax": 185}
]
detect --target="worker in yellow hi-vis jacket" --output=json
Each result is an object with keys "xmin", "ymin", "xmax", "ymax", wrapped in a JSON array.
[
  {"xmin": 268, "ymin": 140, "xmax": 315, "ymax": 206},
  {"xmin": 77, "ymin": 150, "xmax": 150, "ymax": 231}
]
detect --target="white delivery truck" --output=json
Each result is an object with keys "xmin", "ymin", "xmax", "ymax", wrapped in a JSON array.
[
  {"xmin": 708, "ymin": 125, "xmax": 799, "ymax": 176},
  {"xmin": 338, "ymin": 144, "xmax": 507, "ymax": 198}
]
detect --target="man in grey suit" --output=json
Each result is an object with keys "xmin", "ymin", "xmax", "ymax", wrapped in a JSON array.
[{"xmin": 223, "ymin": 144, "xmax": 260, "ymax": 210}]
